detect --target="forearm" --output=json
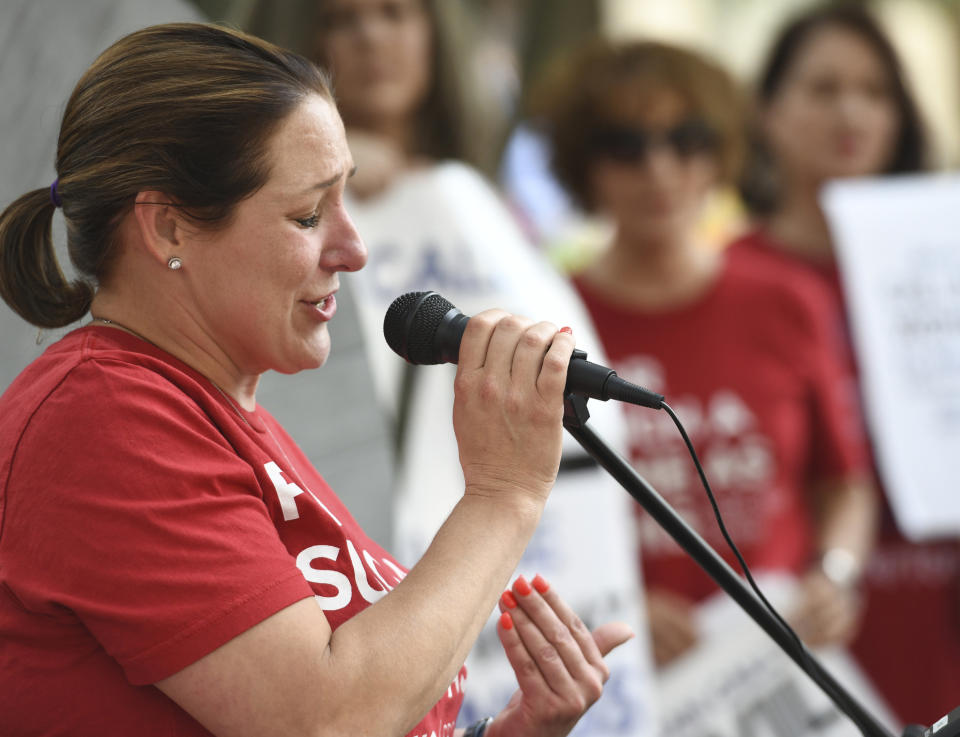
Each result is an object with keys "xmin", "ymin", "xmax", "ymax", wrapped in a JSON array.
[
  {"xmin": 156, "ymin": 315, "xmax": 574, "ymax": 737},
  {"xmin": 788, "ymin": 477, "xmax": 878, "ymax": 645},
  {"xmin": 813, "ymin": 476, "xmax": 878, "ymax": 576},
  {"xmin": 325, "ymin": 492, "xmax": 543, "ymax": 734}
]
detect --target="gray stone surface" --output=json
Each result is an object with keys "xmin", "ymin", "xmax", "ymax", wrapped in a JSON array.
[{"xmin": 0, "ymin": 0, "xmax": 395, "ymax": 548}]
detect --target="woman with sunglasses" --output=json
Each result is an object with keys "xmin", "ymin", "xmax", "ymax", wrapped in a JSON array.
[
  {"xmin": 541, "ymin": 38, "xmax": 877, "ymax": 668},
  {"xmin": 731, "ymin": 4, "xmax": 960, "ymax": 725}
]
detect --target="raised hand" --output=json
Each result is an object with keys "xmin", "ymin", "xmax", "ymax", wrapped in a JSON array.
[
  {"xmin": 789, "ymin": 568, "xmax": 862, "ymax": 647},
  {"xmin": 485, "ymin": 574, "xmax": 634, "ymax": 737}
]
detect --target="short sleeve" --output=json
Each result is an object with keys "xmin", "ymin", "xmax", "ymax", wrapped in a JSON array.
[{"xmin": 1, "ymin": 359, "xmax": 313, "ymax": 685}]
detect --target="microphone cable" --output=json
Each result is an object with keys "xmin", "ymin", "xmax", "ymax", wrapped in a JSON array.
[{"xmin": 660, "ymin": 400, "xmax": 820, "ymax": 688}]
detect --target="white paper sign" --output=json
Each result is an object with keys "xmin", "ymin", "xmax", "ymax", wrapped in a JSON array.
[
  {"xmin": 346, "ymin": 162, "xmax": 658, "ymax": 736},
  {"xmin": 656, "ymin": 577, "xmax": 898, "ymax": 737},
  {"xmin": 822, "ymin": 174, "xmax": 960, "ymax": 541}
]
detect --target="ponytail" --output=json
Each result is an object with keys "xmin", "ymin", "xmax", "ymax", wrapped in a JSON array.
[{"xmin": 0, "ymin": 188, "xmax": 93, "ymax": 328}]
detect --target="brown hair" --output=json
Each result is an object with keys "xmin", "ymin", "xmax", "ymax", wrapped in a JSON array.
[
  {"xmin": 540, "ymin": 38, "xmax": 745, "ymax": 212},
  {"xmin": 0, "ymin": 23, "xmax": 332, "ymax": 329}
]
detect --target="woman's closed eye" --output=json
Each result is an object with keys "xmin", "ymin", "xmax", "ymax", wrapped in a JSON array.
[{"xmin": 295, "ymin": 212, "xmax": 321, "ymax": 229}]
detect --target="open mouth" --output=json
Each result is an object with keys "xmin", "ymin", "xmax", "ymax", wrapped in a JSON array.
[{"xmin": 302, "ymin": 292, "xmax": 337, "ymax": 319}]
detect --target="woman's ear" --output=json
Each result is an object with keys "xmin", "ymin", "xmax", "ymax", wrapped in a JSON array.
[{"xmin": 132, "ymin": 191, "xmax": 185, "ymax": 268}]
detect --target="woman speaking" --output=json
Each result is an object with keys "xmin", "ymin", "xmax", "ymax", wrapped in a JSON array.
[{"xmin": 0, "ymin": 22, "xmax": 630, "ymax": 737}]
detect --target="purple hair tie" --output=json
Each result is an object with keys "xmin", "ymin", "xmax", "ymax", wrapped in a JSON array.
[{"xmin": 49, "ymin": 179, "xmax": 62, "ymax": 208}]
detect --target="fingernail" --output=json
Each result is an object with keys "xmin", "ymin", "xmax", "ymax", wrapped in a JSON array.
[
  {"xmin": 500, "ymin": 590, "xmax": 518, "ymax": 609},
  {"xmin": 514, "ymin": 575, "xmax": 532, "ymax": 596},
  {"xmin": 560, "ymin": 326, "xmax": 573, "ymax": 334},
  {"xmin": 532, "ymin": 574, "xmax": 550, "ymax": 594},
  {"xmin": 499, "ymin": 611, "xmax": 514, "ymax": 630}
]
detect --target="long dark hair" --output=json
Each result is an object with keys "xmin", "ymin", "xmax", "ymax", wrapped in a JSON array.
[
  {"xmin": 740, "ymin": 3, "xmax": 927, "ymax": 214},
  {"xmin": 0, "ymin": 23, "xmax": 332, "ymax": 329},
  {"xmin": 309, "ymin": 0, "xmax": 480, "ymax": 167}
]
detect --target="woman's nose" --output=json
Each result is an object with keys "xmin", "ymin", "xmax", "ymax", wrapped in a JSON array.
[{"xmin": 322, "ymin": 205, "xmax": 368, "ymax": 273}]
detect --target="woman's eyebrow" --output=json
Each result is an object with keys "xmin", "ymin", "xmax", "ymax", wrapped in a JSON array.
[{"xmin": 302, "ymin": 165, "xmax": 358, "ymax": 193}]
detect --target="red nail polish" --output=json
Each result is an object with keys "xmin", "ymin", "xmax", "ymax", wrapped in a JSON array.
[
  {"xmin": 499, "ymin": 611, "xmax": 514, "ymax": 630},
  {"xmin": 500, "ymin": 590, "xmax": 518, "ymax": 609},
  {"xmin": 560, "ymin": 326, "xmax": 573, "ymax": 334},
  {"xmin": 514, "ymin": 575, "xmax": 532, "ymax": 596},
  {"xmin": 532, "ymin": 574, "xmax": 550, "ymax": 594}
]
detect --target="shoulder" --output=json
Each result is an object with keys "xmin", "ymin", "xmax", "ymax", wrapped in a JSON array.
[
  {"xmin": 726, "ymin": 228, "xmax": 837, "ymax": 301},
  {"xmin": 726, "ymin": 226, "xmax": 770, "ymax": 254},
  {"xmin": 0, "ymin": 332, "xmax": 271, "ymax": 546},
  {"xmin": 432, "ymin": 160, "xmax": 488, "ymax": 186},
  {"xmin": 52, "ymin": 331, "xmax": 214, "ymax": 420},
  {"xmin": 725, "ymin": 237, "xmax": 838, "ymax": 306},
  {"xmin": 430, "ymin": 161, "xmax": 513, "ymax": 209},
  {"xmin": 719, "ymin": 251, "xmax": 841, "ymax": 342},
  {"xmin": 1, "ymin": 328, "xmax": 229, "ymax": 466}
]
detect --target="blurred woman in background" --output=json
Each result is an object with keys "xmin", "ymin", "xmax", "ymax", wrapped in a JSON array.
[
  {"xmin": 730, "ymin": 3, "xmax": 960, "ymax": 725},
  {"xmin": 306, "ymin": 2, "xmax": 655, "ymax": 731},
  {"xmin": 734, "ymin": 3, "xmax": 924, "ymax": 269},
  {"xmin": 542, "ymin": 38, "xmax": 878, "ymax": 668},
  {"xmin": 309, "ymin": 0, "xmax": 480, "ymax": 198}
]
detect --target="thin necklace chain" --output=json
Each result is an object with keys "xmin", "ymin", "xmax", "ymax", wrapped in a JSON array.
[
  {"xmin": 213, "ymin": 381, "xmax": 303, "ymax": 482},
  {"xmin": 90, "ymin": 315, "xmax": 146, "ymax": 339},
  {"xmin": 208, "ymin": 380, "xmax": 254, "ymax": 430},
  {"xmin": 89, "ymin": 315, "xmax": 167, "ymax": 358}
]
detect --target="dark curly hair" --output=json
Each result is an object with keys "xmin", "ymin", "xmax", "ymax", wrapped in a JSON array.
[{"xmin": 539, "ymin": 38, "xmax": 746, "ymax": 212}]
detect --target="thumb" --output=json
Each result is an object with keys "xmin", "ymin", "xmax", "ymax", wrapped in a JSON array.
[{"xmin": 592, "ymin": 621, "xmax": 635, "ymax": 656}]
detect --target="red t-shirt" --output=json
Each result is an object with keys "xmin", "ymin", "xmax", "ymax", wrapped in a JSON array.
[
  {"xmin": 574, "ymin": 255, "xmax": 869, "ymax": 603},
  {"xmin": 731, "ymin": 228, "xmax": 960, "ymax": 726},
  {"xmin": 0, "ymin": 326, "xmax": 464, "ymax": 737}
]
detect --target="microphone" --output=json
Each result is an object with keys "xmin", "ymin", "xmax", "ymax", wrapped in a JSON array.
[{"xmin": 383, "ymin": 291, "xmax": 664, "ymax": 409}]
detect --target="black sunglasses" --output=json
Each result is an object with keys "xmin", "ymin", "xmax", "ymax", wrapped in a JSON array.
[{"xmin": 590, "ymin": 119, "xmax": 719, "ymax": 163}]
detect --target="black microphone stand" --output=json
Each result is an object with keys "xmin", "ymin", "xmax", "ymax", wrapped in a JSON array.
[{"xmin": 561, "ymin": 393, "xmax": 898, "ymax": 737}]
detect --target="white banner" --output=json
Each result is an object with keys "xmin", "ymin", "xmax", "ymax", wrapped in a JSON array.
[
  {"xmin": 822, "ymin": 173, "xmax": 960, "ymax": 541},
  {"xmin": 346, "ymin": 162, "xmax": 658, "ymax": 736},
  {"xmin": 656, "ymin": 577, "xmax": 898, "ymax": 737}
]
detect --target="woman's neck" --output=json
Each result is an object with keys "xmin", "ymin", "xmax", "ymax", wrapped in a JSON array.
[
  {"xmin": 764, "ymin": 180, "xmax": 835, "ymax": 264},
  {"xmin": 89, "ymin": 292, "xmax": 261, "ymax": 411},
  {"xmin": 584, "ymin": 230, "xmax": 722, "ymax": 311},
  {"xmin": 352, "ymin": 114, "xmax": 418, "ymax": 160}
]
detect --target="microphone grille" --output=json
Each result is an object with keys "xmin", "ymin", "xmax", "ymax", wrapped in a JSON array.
[{"xmin": 383, "ymin": 291, "xmax": 456, "ymax": 364}]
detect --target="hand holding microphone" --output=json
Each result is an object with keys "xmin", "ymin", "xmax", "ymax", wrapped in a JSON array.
[
  {"xmin": 383, "ymin": 291, "xmax": 664, "ymax": 409},
  {"xmin": 381, "ymin": 290, "xmax": 663, "ymax": 515},
  {"xmin": 441, "ymin": 306, "xmax": 575, "ymax": 510}
]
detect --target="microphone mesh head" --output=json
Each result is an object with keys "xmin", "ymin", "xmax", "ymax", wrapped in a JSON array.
[{"xmin": 383, "ymin": 291, "xmax": 456, "ymax": 365}]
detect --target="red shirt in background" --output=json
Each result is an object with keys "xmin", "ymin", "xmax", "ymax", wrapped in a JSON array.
[
  {"xmin": 730, "ymin": 228, "xmax": 960, "ymax": 726},
  {"xmin": 574, "ymin": 254, "xmax": 869, "ymax": 603}
]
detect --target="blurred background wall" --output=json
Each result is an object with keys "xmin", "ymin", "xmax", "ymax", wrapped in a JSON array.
[{"xmin": 192, "ymin": 0, "xmax": 960, "ymax": 173}]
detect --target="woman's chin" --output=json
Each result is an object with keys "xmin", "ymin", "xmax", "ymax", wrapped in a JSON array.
[{"xmin": 273, "ymin": 335, "xmax": 331, "ymax": 375}]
